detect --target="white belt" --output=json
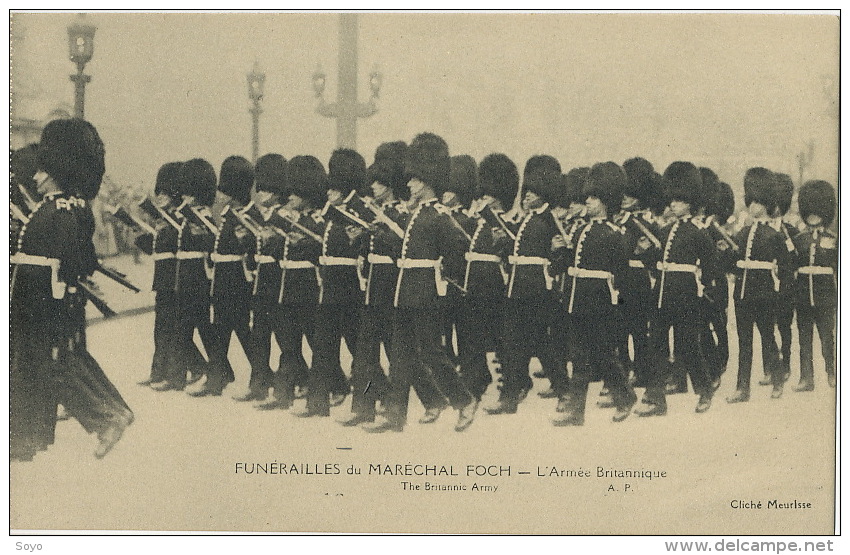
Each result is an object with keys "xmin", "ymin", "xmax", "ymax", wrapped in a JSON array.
[
  {"xmin": 367, "ymin": 253, "xmax": 394, "ymax": 265},
  {"xmin": 567, "ymin": 267, "xmax": 613, "ymax": 279},
  {"xmin": 628, "ymin": 260, "xmax": 645, "ymax": 269},
  {"xmin": 319, "ymin": 256, "xmax": 358, "ymax": 266},
  {"xmin": 508, "ymin": 255, "xmax": 549, "ymax": 266},
  {"xmin": 736, "ymin": 260, "xmax": 777, "ymax": 271},
  {"xmin": 657, "ymin": 262, "xmax": 698, "ymax": 273},
  {"xmin": 176, "ymin": 251, "xmax": 206, "ymax": 260},
  {"xmin": 397, "ymin": 258, "xmax": 439, "ymax": 269},
  {"xmin": 10, "ymin": 253, "xmax": 65, "ymax": 299},
  {"xmin": 152, "ymin": 252, "xmax": 176, "ymax": 261},
  {"xmin": 256, "ymin": 255, "xmax": 276, "ymax": 264},
  {"xmin": 466, "ymin": 252, "xmax": 502, "ymax": 263},
  {"xmin": 798, "ymin": 265, "xmax": 833, "ymax": 276},
  {"xmin": 211, "ymin": 253, "xmax": 242, "ymax": 263},
  {"xmin": 279, "ymin": 260, "xmax": 316, "ymax": 270}
]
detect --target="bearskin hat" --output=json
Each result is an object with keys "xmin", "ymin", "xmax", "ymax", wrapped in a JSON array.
[
  {"xmin": 523, "ymin": 154, "xmax": 561, "ymax": 180},
  {"xmin": 369, "ymin": 141, "xmax": 409, "ymax": 199},
  {"xmin": 712, "ymin": 181, "xmax": 736, "ymax": 224},
  {"xmin": 798, "ymin": 180, "xmax": 836, "ymax": 227},
  {"xmin": 328, "ymin": 148, "xmax": 367, "ymax": 196},
  {"xmin": 154, "ymin": 161, "xmax": 183, "ymax": 203},
  {"xmin": 649, "ymin": 172, "xmax": 672, "ymax": 217},
  {"xmin": 773, "ymin": 173, "xmax": 795, "ymax": 216},
  {"xmin": 286, "ymin": 155, "xmax": 327, "ymax": 208},
  {"xmin": 699, "ymin": 167, "xmax": 721, "ymax": 215},
  {"xmin": 478, "ymin": 153, "xmax": 519, "ymax": 210},
  {"xmin": 37, "ymin": 118, "xmax": 105, "ymax": 200},
  {"xmin": 447, "ymin": 154, "xmax": 478, "ymax": 209},
  {"xmin": 584, "ymin": 161, "xmax": 626, "ymax": 214},
  {"xmin": 663, "ymin": 161, "xmax": 703, "ymax": 210},
  {"xmin": 405, "ymin": 132, "xmax": 450, "ymax": 195},
  {"xmin": 254, "ymin": 153, "xmax": 288, "ymax": 197},
  {"xmin": 623, "ymin": 157, "xmax": 655, "ymax": 206},
  {"xmin": 218, "ymin": 155, "xmax": 255, "ymax": 205},
  {"xmin": 524, "ymin": 167, "xmax": 561, "ymax": 206},
  {"xmin": 563, "ymin": 167, "xmax": 590, "ymax": 207},
  {"xmin": 743, "ymin": 167, "xmax": 777, "ymax": 212},
  {"xmin": 178, "ymin": 158, "xmax": 217, "ymax": 207},
  {"xmin": 11, "ymin": 143, "xmax": 40, "ymax": 201}
]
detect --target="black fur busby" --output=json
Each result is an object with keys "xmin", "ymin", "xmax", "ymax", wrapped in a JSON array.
[
  {"xmin": 369, "ymin": 141, "xmax": 409, "ymax": 199},
  {"xmin": 648, "ymin": 172, "xmax": 672, "ymax": 217},
  {"xmin": 478, "ymin": 153, "xmax": 519, "ymax": 210},
  {"xmin": 663, "ymin": 161, "xmax": 703, "ymax": 210},
  {"xmin": 524, "ymin": 167, "xmax": 561, "ymax": 206},
  {"xmin": 773, "ymin": 173, "xmax": 795, "ymax": 216},
  {"xmin": 798, "ymin": 180, "xmax": 836, "ymax": 227},
  {"xmin": 405, "ymin": 132, "xmax": 450, "ymax": 195},
  {"xmin": 154, "ymin": 161, "xmax": 183, "ymax": 203},
  {"xmin": 584, "ymin": 161, "xmax": 626, "ymax": 214},
  {"xmin": 448, "ymin": 154, "xmax": 478, "ymax": 209},
  {"xmin": 218, "ymin": 155, "xmax": 255, "ymax": 205},
  {"xmin": 712, "ymin": 181, "xmax": 736, "ymax": 224},
  {"xmin": 286, "ymin": 155, "xmax": 327, "ymax": 208},
  {"xmin": 523, "ymin": 154, "xmax": 561, "ymax": 180},
  {"xmin": 37, "ymin": 118, "xmax": 105, "ymax": 200},
  {"xmin": 328, "ymin": 148, "xmax": 367, "ymax": 196},
  {"xmin": 743, "ymin": 167, "xmax": 777, "ymax": 212},
  {"xmin": 562, "ymin": 167, "xmax": 590, "ymax": 207},
  {"xmin": 623, "ymin": 157, "xmax": 655, "ymax": 206},
  {"xmin": 11, "ymin": 143, "xmax": 40, "ymax": 200},
  {"xmin": 254, "ymin": 153, "xmax": 288, "ymax": 196},
  {"xmin": 178, "ymin": 158, "xmax": 217, "ymax": 207},
  {"xmin": 699, "ymin": 167, "xmax": 721, "ymax": 215}
]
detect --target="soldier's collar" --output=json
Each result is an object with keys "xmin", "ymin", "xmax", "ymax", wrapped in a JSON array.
[{"xmin": 678, "ymin": 214, "xmax": 693, "ymax": 222}]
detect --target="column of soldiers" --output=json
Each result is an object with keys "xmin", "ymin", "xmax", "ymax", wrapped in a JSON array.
[{"xmin": 105, "ymin": 131, "xmax": 835, "ymax": 433}]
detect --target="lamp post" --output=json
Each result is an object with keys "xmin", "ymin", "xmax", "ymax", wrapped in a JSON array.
[
  {"xmin": 312, "ymin": 13, "xmax": 381, "ymax": 150},
  {"xmin": 247, "ymin": 61, "xmax": 266, "ymax": 164},
  {"xmin": 67, "ymin": 14, "xmax": 96, "ymax": 120}
]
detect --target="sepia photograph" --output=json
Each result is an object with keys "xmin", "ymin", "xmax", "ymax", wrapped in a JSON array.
[{"xmin": 7, "ymin": 9, "xmax": 840, "ymax": 541}]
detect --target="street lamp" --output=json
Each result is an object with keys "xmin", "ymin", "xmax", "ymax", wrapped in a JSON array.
[
  {"xmin": 67, "ymin": 14, "xmax": 96, "ymax": 120},
  {"xmin": 247, "ymin": 61, "xmax": 266, "ymax": 164}
]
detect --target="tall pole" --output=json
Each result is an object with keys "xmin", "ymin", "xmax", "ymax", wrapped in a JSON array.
[
  {"xmin": 250, "ymin": 104, "xmax": 261, "ymax": 163},
  {"xmin": 70, "ymin": 63, "xmax": 91, "ymax": 119}
]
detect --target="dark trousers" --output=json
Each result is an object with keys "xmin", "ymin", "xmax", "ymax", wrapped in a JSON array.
[
  {"xmin": 246, "ymin": 303, "xmax": 279, "ymax": 393},
  {"xmin": 500, "ymin": 295, "xmax": 553, "ymax": 400},
  {"xmin": 537, "ymin": 303, "xmax": 571, "ymax": 395},
  {"xmin": 204, "ymin": 294, "xmax": 253, "ymax": 392},
  {"xmin": 618, "ymin": 295, "xmax": 652, "ymax": 386},
  {"xmin": 644, "ymin": 305, "xmax": 711, "ymax": 407},
  {"xmin": 564, "ymin": 307, "xmax": 636, "ymax": 417},
  {"xmin": 385, "ymin": 306, "xmax": 472, "ymax": 425},
  {"xmin": 268, "ymin": 303, "xmax": 314, "ymax": 405},
  {"xmin": 797, "ymin": 302, "xmax": 836, "ymax": 384},
  {"xmin": 306, "ymin": 304, "xmax": 358, "ymax": 415},
  {"xmin": 455, "ymin": 296, "xmax": 503, "ymax": 400},
  {"xmin": 734, "ymin": 298, "xmax": 781, "ymax": 392},
  {"xmin": 149, "ymin": 291, "xmax": 178, "ymax": 383},
  {"xmin": 699, "ymin": 299, "xmax": 729, "ymax": 384},
  {"xmin": 172, "ymin": 292, "xmax": 215, "ymax": 388},
  {"xmin": 349, "ymin": 303, "xmax": 393, "ymax": 418},
  {"xmin": 775, "ymin": 295, "xmax": 795, "ymax": 378}
]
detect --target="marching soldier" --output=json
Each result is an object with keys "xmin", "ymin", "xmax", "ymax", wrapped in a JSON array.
[
  {"xmin": 636, "ymin": 162, "xmax": 716, "ymax": 416},
  {"xmin": 364, "ymin": 132, "xmax": 476, "ymax": 433},
  {"xmin": 793, "ymin": 180, "xmax": 837, "ymax": 391},
  {"xmin": 725, "ymin": 168, "xmax": 791, "ymax": 402},
  {"xmin": 552, "ymin": 162, "xmax": 636, "ymax": 426},
  {"xmin": 256, "ymin": 156, "xmax": 325, "ymax": 410},
  {"xmin": 340, "ymin": 141, "xmax": 409, "ymax": 426},
  {"xmin": 297, "ymin": 149, "xmax": 366, "ymax": 418},
  {"xmin": 485, "ymin": 156, "xmax": 561, "ymax": 415},
  {"xmin": 192, "ymin": 156, "xmax": 257, "ymax": 397}
]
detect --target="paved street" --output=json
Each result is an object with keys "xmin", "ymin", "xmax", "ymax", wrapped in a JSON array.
[{"xmin": 9, "ymin": 265, "xmax": 838, "ymax": 534}]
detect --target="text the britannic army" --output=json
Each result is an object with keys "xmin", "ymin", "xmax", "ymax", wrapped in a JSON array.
[{"xmin": 12, "ymin": 130, "xmax": 836, "ymax": 446}]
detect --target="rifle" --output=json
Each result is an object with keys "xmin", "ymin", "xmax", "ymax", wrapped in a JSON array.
[
  {"xmin": 622, "ymin": 212, "xmax": 662, "ymax": 250},
  {"xmin": 711, "ymin": 219, "xmax": 740, "ymax": 252},
  {"xmin": 178, "ymin": 202, "xmax": 219, "ymax": 235},
  {"xmin": 78, "ymin": 279, "xmax": 117, "ymax": 318},
  {"xmin": 269, "ymin": 209, "xmax": 324, "ymax": 244},
  {"xmin": 232, "ymin": 205, "xmax": 264, "ymax": 237},
  {"xmin": 106, "ymin": 203, "xmax": 156, "ymax": 235},
  {"xmin": 17, "ymin": 184, "xmax": 38, "ymax": 212},
  {"xmin": 477, "ymin": 205, "xmax": 517, "ymax": 241},
  {"xmin": 10, "ymin": 202, "xmax": 30, "ymax": 225},
  {"xmin": 335, "ymin": 193, "xmax": 406, "ymax": 239},
  {"xmin": 96, "ymin": 264, "xmax": 141, "ymax": 293},
  {"xmin": 138, "ymin": 197, "xmax": 181, "ymax": 230}
]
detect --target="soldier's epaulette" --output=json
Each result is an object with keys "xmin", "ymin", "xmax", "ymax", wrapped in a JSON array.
[
  {"xmin": 55, "ymin": 198, "xmax": 75, "ymax": 211},
  {"xmin": 606, "ymin": 220, "xmax": 626, "ymax": 234}
]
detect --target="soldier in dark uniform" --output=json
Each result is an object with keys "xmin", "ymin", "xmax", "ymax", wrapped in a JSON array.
[
  {"xmin": 551, "ymin": 162, "xmax": 636, "ymax": 426},
  {"xmin": 339, "ymin": 141, "xmax": 409, "ymax": 426},
  {"xmin": 485, "ymin": 156, "xmax": 560, "ymax": 415},
  {"xmin": 256, "ymin": 156, "xmax": 325, "ymax": 410},
  {"xmin": 636, "ymin": 162, "xmax": 716, "ymax": 416},
  {"xmin": 154, "ymin": 159, "xmax": 218, "ymax": 392},
  {"xmin": 793, "ymin": 180, "xmax": 837, "ymax": 391},
  {"xmin": 766, "ymin": 173, "xmax": 799, "ymax": 385},
  {"xmin": 10, "ymin": 144, "xmax": 41, "ymax": 244},
  {"xmin": 238, "ymin": 153, "xmax": 288, "ymax": 402},
  {"xmin": 136, "ymin": 162, "xmax": 185, "ymax": 387},
  {"xmin": 454, "ymin": 153, "xmax": 518, "ymax": 407},
  {"xmin": 191, "ymin": 156, "xmax": 257, "ymax": 397},
  {"xmin": 296, "ymin": 149, "xmax": 366, "ymax": 418},
  {"xmin": 364, "ymin": 132, "xmax": 476, "ymax": 433},
  {"xmin": 725, "ymin": 168, "xmax": 792, "ymax": 402}
]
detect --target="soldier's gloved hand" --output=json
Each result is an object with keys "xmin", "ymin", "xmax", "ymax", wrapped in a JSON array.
[
  {"xmin": 345, "ymin": 225, "xmax": 365, "ymax": 242},
  {"xmin": 492, "ymin": 228, "xmax": 508, "ymax": 242},
  {"xmin": 636, "ymin": 236, "xmax": 652, "ymax": 253},
  {"xmin": 551, "ymin": 235, "xmax": 567, "ymax": 250}
]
